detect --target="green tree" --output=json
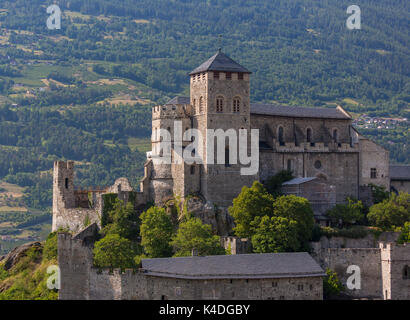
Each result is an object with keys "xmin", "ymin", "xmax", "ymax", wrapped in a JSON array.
[
  {"xmin": 140, "ymin": 206, "xmax": 173, "ymax": 258},
  {"xmin": 93, "ymin": 234, "xmax": 135, "ymax": 268},
  {"xmin": 397, "ymin": 222, "xmax": 410, "ymax": 244},
  {"xmin": 250, "ymin": 216, "xmax": 300, "ymax": 253},
  {"xmin": 264, "ymin": 170, "xmax": 293, "ymax": 198},
  {"xmin": 272, "ymin": 195, "xmax": 315, "ymax": 249},
  {"xmin": 102, "ymin": 199, "xmax": 139, "ymax": 241},
  {"xmin": 229, "ymin": 181, "xmax": 275, "ymax": 238},
  {"xmin": 323, "ymin": 268, "xmax": 344, "ymax": 299},
  {"xmin": 368, "ymin": 184, "xmax": 390, "ymax": 204},
  {"xmin": 367, "ymin": 192, "xmax": 410, "ymax": 230},
  {"xmin": 171, "ymin": 218, "xmax": 225, "ymax": 257},
  {"xmin": 327, "ymin": 198, "xmax": 364, "ymax": 228}
]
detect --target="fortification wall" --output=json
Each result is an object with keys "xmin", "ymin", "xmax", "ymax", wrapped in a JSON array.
[
  {"xmin": 311, "ymin": 233, "xmax": 400, "ymax": 250},
  {"xmin": 54, "ymin": 208, "xmax": 100, "ymax": 233},
  {"xmin": 58, "ymin": 229, "xmax": 95, "ymax": 300},
  {"xmin": 313, "ymin": 247, "xmax": 382, "ymax": 298},
  {"xmin": 380, "ymin": 242, "xmax": 410, "ymax": 300},
  {"xmin": 71, "ymin": 270, "xmax": 323, "ymax": 300}
]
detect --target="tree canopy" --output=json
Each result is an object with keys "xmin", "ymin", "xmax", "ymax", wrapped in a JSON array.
[
  {"xmin": 367, "ymin": 192, "xmax": 410, "ymax": 231},
  {"xmin": 93, "ymin": 234, "xmax": 136, "ymax": 268},
  {"xmin": 171, "ymin": 218, "xmax": 225, "ymax": 257},
  {"xmin": 139, "ymin": 206, "xmax": 174, "ymax": 258}
]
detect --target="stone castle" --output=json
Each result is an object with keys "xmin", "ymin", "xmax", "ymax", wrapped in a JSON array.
[
  {"xmin": 52, "ymin": 51, "xmax": 409, "ymax": 300},
  {"xmin": 53, "ymin": 50, "xmax": 391, "ymax": 233}
]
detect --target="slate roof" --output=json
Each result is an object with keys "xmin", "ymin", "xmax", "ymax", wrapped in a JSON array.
[
  {"xmin": 390, "ymin": 165, "xmax": 410, "ymax": 181},
  {"xmin": 283, "ymin": 177, "xmax": 317, "ymax": 185},
  {"xmin": 250, "ymin": 103, "xmax": 351, "ymax": 120},
  {"xmin": 190, "ymin": 50, "xmax": 251, "ymax": 75},
  {"xmin": 141, "ymin": 252, "xmax": 325, "ymax": 280},
  {"xmin": 165, "ymin": 96, "xmax": 190, "ymax": 105}
]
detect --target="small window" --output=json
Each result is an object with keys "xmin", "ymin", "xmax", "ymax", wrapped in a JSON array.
[
  {"xmin": 278, "ymin": 126, "xmax": 284, "ymax": 146},
  {"xmin": 202, "ymin": 73, "xmax": 206, "ymax": 80},
  {"xmin": 226, "ymin": 72, "xmax": 232, "ymax": 80},
  {"xmin": 65, "ymin": 178, "xmax": 69, "ymax": 189},
  {"xmin": 287, "ymin": 159, "xmax": 292, "ymax": 171},
  {"xmin": 216, "ymin": 97, "xmax": 224, "ymax": 113},
  {"xmin": 371, "ymin": 168, "xmax": 377, "ymax": 179},
  {"xmin": 199, "ymin": 97, "xmax": 204, "ymax": 113},
  {"xmin": 279, "ymin": 296, "xmax": 285, "ymax": 300},
  {"xmin": 214, "ymin": 72, "xmax": 219, "ymax": 79},
  {"xmin": 306, "ymin": 128, "xmax": 312, "ymax": 143},
  {"xmin": 333, "ymin": 129, "xmax": 338, "ymax": 142},
  {"xmin": 225, "ymin": 147, "xmax": 231, "ymax": 167},
  {"xmin": 190, "ymin": 166, "xmax": 195, "ymax": 175},
  {"xmin": 233, "ymin": 98, "xmax": 240, "ymax": 113},
  {"xmin": 238, "ymin": 73, "xmax": 244, "ymax": 80},
  {"xmin": 403, "ymin": 265, "xmax": 410, "ymax": 279},
  {"xmin": 298, "ymin": 284, "xmax": 304, "ymax": 291},
  {"xmin": 272, "ymin": 282, "xmax": 278, "ymax": 288},
  {"xmin": 314, "ymin": 160, "xmax": 322, "ymax": 169}
]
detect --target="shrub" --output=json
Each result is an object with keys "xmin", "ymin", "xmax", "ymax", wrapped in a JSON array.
[
  {"xmin": 43, "ymin": 232, "xmax": 58, "ymax": 261},
  {"xmin": 367, "ymin": 192, "xmax": 410, "ymax": 230},
  {"xmin": 323, "ymin": 268, "xmax": 344, "ymax": 299},
  {"xmin": 93, "ymin": 234, "xmax": 136, "ymax": 268}
]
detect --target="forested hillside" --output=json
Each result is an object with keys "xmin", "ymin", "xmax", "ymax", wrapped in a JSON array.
[{"xmin": 0, "ymin": 0, "xmax": 408, "ymax": 251}]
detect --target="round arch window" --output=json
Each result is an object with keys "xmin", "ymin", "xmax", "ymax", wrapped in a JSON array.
[{"xmin": 314, "ymin": 160, "xmax": 322, "ymax": 169}]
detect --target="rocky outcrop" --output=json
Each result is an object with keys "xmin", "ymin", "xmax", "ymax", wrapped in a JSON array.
[
  {"xmin": 1, "ymin": 241, "xmax": 42, "ymax": 270},
  {"xmin": 185, "ymin": 196, "xmax": 234, "ymax": 236}
]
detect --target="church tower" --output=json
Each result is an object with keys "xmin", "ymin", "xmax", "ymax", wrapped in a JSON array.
[{"xmin": 189, "ymin": 50, "xmax": 256, "ymax": 206}]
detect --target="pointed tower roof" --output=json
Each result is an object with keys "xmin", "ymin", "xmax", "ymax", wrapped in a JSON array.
[{"xmin": 189, "ymin": 49, "xmax": 251, "ymax": 75}]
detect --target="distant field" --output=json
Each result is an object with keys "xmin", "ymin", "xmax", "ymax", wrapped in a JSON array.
[{"xmin": 128, "ymin": 137, "xmax": 151, "ymax": 153}]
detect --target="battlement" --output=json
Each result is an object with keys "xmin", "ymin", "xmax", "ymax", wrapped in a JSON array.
[
  {"xmin": 152, "ymin": 104, "xmax": 193, "ymax": 120},
  {"xmin": 274, "ymin": 141, "xmax": 358, "ymax": 153}
]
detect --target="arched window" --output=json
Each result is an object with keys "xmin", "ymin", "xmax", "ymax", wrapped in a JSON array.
[
  {"xmin": 306, "ymin": 128, "xmax": 312, "ymax": 143},
  {"xmin": 278, "ymin": 126, "xmax": 284, "ymax": 146},
  {"xmin": 333, "ymin": 129, "xmax": 338, "ymax": 142},
  {"xmin": 233, "ymin": 98, "xmax": 240, "ymax": 113},
  {"xmin": 65, "ymin": 178, "xmax": 69, "ymax": 189},
  {"xmin": 287, "ymin": 159, "xmax": 292, "ymax": 171},
  {"xmin": 199, "ymin": 97, "xmax": 204, "ymax": 113},
  {"xmin": 216, "ymin": 96, "xmax": 224, "ymax": 113}
]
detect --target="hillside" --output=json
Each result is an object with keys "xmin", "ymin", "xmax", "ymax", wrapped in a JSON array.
[{"xmin": 0, "ymin": 0, "xmax": 408, "ymax": 252}]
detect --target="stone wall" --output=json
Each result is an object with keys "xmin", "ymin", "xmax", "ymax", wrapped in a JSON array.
[
  {"xmin": 380, "ymin": 242, "xmax": 410, "ymax": 300},
  {"xmin": 221, "ymin": 236, "xmax": 251, "ymax": 254},
  {"xmin": 58, "ymin": 227, "xmax": 322, "ymax": 300},
  {"xmin": 312, "ymin": 247, "xmax": 382, "ymax": 298},
  {"xmin": 358, "ymin": 135, "xmax": 390, "ymax": 189},
  {"xmin": 310, "ymin": 233, "xmax": 405, "ymax": 300}
]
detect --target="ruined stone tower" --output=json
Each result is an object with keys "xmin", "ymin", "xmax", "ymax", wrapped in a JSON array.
[{"xmin": 52, "ymin": 161, "xmax": 75, "ymax": 231}]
